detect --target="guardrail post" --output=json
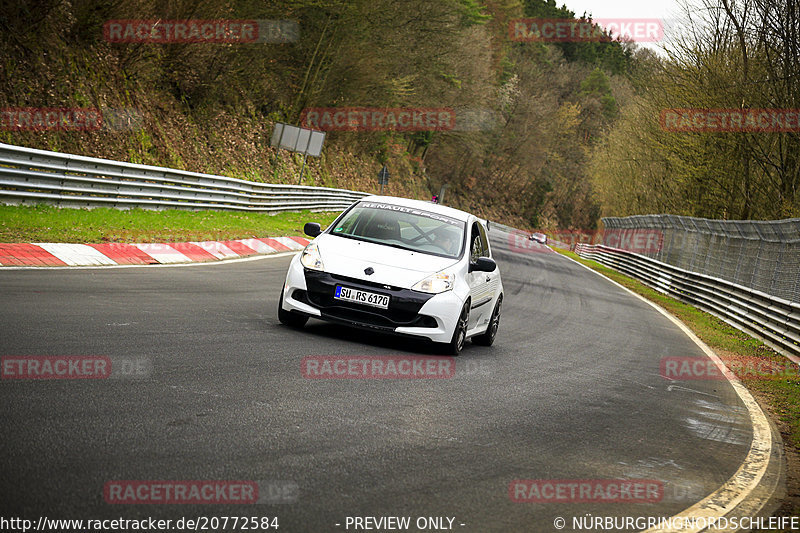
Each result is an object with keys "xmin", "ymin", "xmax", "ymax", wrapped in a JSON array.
[
  {"xmin": 751, "ymin": 240, "xmax": 763, "ymax": 291},
  {"xmin": 732, "ymin": 239, "xmax": 744, "ymax": 285},
  {"xmin": 664, "ymin": 228, "xmax": 675, "ymax": 265},
  {"xmin": 769, "ymin": 242, "xmax": 783, "ymax": 296}
]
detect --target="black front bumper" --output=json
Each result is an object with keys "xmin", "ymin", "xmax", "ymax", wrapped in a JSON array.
[{"xmin": 292, "ymin": 270, "xmax": 437, "ymax": 332}]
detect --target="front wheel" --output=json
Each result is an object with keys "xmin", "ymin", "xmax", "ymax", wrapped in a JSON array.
[
  {"xmin": 442, "ymin": 301, "xmax": 470, "ymax": 356},
  {"xmin": 473, "ymin": 295, "xmax": 501, "ymax": 346},
  {"xmin": 278, "ymin": 287, "xmax": 308, "ymax": 328}
]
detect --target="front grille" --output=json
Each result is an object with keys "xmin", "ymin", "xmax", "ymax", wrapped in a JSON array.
[
  {"xmin": 330, "ymin": 273, "xmax": 403, "ymax": 292},
  {"xmin": 302, "ymin": 269, "xmax": 436, "ymax": 328}
]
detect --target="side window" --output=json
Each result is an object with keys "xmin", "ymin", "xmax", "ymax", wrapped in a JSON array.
[
  {"xmin": 470, "ymin": 222, "xmax": 485, "ymax": 262},
  {"xmin": 477, "ymin": 222, "xmax": 490, "ymax": 257},
  {"xmin": 334, "ymin": 209, "xmax": 360, "ymax": 234}
]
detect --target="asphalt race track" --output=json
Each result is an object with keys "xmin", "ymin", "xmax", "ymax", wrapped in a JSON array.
[{"xmin": 0, "ymin": 227, "xmax": 761, "ymax": 532}]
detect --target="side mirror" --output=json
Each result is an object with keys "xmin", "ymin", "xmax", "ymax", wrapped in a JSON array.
[
  {"xmin": 469, "ymin": 257, "xmax": 496, "ymax": 273},
  {"xmin": 303, "ymin": 222, "xmax": 322, "ymax": 237}
]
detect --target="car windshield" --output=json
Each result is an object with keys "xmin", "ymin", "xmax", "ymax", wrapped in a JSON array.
[{"xmin": 329, "ymin": 201, "xmax": 465, "ymax": 259}]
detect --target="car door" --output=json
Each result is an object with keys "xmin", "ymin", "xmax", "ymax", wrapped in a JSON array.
[
  {"xmin": 480, "ymin": 220, "xmax": 501, "ymax": 309},
  {"xmin": 466, "ymin": 220, "xmax": 497, "ymax": 330}
]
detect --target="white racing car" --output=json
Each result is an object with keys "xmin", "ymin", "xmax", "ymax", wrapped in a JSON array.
[{"xmin": 278, "ymin": 196, "xmax": 503, "ymax": 355}]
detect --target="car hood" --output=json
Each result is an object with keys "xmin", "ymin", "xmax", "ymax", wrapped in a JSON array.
[{"xmin": 316, "ymin": 234, "xmax": 459, "ymax": 288}]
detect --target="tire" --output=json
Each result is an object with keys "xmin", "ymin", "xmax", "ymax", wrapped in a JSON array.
[
  {"xmin": 278, "ymin": 287, "xmax": 308, "ymax": 328},
  {"xmin": 443, "ymin": 301, "xmax": 470, "ymax": 356},
  {"xmin": 473, "ymin": 295, "xmax": 502, "ymax": 346}
]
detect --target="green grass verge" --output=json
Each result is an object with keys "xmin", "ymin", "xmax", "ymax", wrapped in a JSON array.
[
  {"xmin": 555, "ymin": 247, "xmax": 800, "ymax": 519},
  {"xmin": 0, "ymin": 205, "xmax": 341, "ymax": 243}
]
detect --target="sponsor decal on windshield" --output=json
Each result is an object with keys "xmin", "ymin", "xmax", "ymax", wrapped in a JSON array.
[{"xmin": 358, "ymin": 202, "xmax": 462, "ymax": 227}]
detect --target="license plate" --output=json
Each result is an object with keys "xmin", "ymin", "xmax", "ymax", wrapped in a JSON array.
[{"xmin": 334, "ymin": 286, "xmax": 390, "ymax": 309}]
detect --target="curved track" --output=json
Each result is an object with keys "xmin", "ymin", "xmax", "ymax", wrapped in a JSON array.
[{"xmin": 0, "ymin": 228, "xmax": 761, "ymax": 531}]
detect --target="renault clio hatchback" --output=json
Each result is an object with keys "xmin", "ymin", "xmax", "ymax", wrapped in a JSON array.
[{"xmin": 277, "ymin": 196, "xmax": 503, "ymax": 355}]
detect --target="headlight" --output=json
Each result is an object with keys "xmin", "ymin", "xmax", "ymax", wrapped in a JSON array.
[
  {"xmin": 412, "ymin": 271, "xmax": 454, "ymax": 294},
  {"xmin": 300, "ymin": 242, "xmax": 324, "ymax": 271}
]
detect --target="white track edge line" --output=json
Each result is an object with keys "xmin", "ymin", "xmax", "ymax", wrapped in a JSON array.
[{"xmin": 557, "ymin": 251, "xmax": 776, "ymax": 533}]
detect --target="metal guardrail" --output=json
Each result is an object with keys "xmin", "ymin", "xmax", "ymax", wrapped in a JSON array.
[
  {"xmin": 0, "ymin": 143, "xmax": 369, "ymax": 212},
  {"xmin": 603, "ymin": 215, "xmax": 800, "ymax": 304},
  {"xmin": 575, "ymin": 243, "xmax": 800, "ymax": 360}
]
